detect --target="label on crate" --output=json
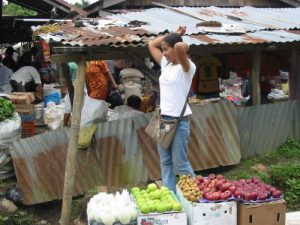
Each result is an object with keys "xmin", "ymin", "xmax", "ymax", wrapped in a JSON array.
[{"xmin": 138, "ymin": 212, "xmax": 187, "ymax": 225}]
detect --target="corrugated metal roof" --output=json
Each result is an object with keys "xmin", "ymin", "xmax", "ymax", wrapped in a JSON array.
[{"xmin": 37, "ymin": 6, "xmax": 300, "ymax": 49}]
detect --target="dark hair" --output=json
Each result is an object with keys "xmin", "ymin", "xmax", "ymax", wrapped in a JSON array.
[
  {"xmin": 5, "ymin": 46, "xmax": 14, "ymax": 55},
  {"xmin": 107, "ymin": 91, "xmax": 123, "ymax": 109},
  {"xmin": 163, "ymin": 33, "xmax": 183, "ymax": 48},
  {"xmin": 127, "ymin": 95, "xmax": 141, "ymax": 111}
]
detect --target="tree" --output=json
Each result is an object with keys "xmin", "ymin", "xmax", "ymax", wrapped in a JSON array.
[
  {"xmin": 75, "ymin": 0, "xmax": 90, "ymax": 9},
  {"xmin": 3, "ymin": 3, "xmax": 37, "ymax": 16}
]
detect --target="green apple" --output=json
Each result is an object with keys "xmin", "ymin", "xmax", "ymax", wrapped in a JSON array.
[
  {"xmin": 157, "ymin": 203, "xmax": 168, "ymax": 213},
  {"xmin": 160, "ymin": 186, "xmax": 169, "ymax": 191},
  {"xmin": 140, "ymin": 204, "xmax": 150, "ymax": 214},
  {"xmin": 152, "ymin": 190, "xmax": 162, "ymax": 199},
  {"xmin": 131, "ymin": 187, "xmax": 140, "ymax": 193},
  {"xmin": 172, "ymin": 202, "xmax": 182, "ymax": 211},
  {"xmin": 147, "ymin": 183, "xmax": 158, "ymax": 192}
]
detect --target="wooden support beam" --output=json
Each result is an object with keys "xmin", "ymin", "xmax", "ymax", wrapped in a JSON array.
[
  {"xmin": 51, "ymin": 52, "xmax": 125, "ymax": 63},
  {"xmin": 279, "ymin": 0, "xmax": 300, "ymax": 7},
  {"xmin": 250, "ymin": 47, "xmax": 262, "ymax": 105},
  {"xmin": 290, "ymin": 49, "xmax": 300, "ymax": 101},
  {"xmin": 60, "ymin": 58, "xmax": 86, "ymax": 225}
]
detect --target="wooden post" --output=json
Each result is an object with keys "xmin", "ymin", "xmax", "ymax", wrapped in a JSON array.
[
  {"xmin": 290, "ymin": 49, "xmax": 300, "ymax": 101},
  {"xmin": 250, "ymin": 47, "xmax": 262, "ymax": 105},
  {"xmin": 60, "ymin": 58, "xmax": 86, "ymax": 225}
]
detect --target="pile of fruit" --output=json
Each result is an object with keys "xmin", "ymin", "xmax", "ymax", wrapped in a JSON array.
[
  {"xmin": 196, "ymin": 174, "xmax": 282, "ymax": 202},
  {"xmin": 131, "ymin": 183, "xmax": 182, "ymax": 214},
  {"xmin": 177, "ymin": 175, "xmax": 203, "ymax": 202},
  {"xmin": 87, "ymin": 190, "xmax": 138, "ymax": 225}
]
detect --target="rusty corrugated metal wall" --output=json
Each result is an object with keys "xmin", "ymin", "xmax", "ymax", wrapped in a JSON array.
[
  {"xmin": 11, "ymin": 128, "xmax": 104, "ymax": 205},
  {"xmin": 10, "ymin": 101, "xmax": 300, "ymax": 205},
  {"xmin": 238, "ymin": 100, "xmax": 299, "ymax": 158}
]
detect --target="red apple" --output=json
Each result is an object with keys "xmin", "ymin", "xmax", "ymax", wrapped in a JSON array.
[
  {"xmin": 216, "ymin": 174, "xmax": 224, "ymax": 180},
  {"xmin": 208, "ymin": 174, "xmax": 216, "ymax": 180},
  {"xmin": 272, "ymin": 190, "xmax": 282, "ymax": 198},
  {"xmin": 211, "ymin": 192, "xmax": 220, "ymax": 201},
  {"xmin": 257, "ymin": 192, "xmax": 268, "ymax": 200},
  {"xmin": 220, "ymin": 192, "xmax": 229, "ymax": 200},
  {"xmin": 243, "ymin": 192, "xmax": 252, "ymax": 201},
  {"xmin": 221, "ymin": 183, "xmax": 231, "ymax": 191}
]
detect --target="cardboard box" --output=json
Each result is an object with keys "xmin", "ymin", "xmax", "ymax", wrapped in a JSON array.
[
  {"xmin": 10, "ymin": 92, "xmax": 35, "ymax": 105},
  {"xmin": 176, "ymin": 186, "xmax": 237, "ymax": 225},
  {"xmin": 138, "ymin": 211, "xmax": 187, "ymax": 225},
  {"xmin": 237, "ymin": 200, "xmax": 286, "ymax": 225},
  {"xmin": 134, "ymin": 191, "xmax": 187, "ymax": 225},
  {"xmin": 198, "ymin": 80, "xmax": 220, "ymax": 94},
  {"xmin": 15, "ymin": 104, "xmax": 34, "ymax": 113}
]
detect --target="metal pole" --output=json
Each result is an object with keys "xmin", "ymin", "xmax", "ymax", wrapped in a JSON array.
[{"xmin": 60, "ymin": 57, "xmax": 86, "ymax": 225}]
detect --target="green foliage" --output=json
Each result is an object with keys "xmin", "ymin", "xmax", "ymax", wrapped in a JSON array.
[
  {"xmin": 2, "ymin": 210, "xmax": 33, "ymax": 225},
  {"xmin": 269, "ymin": 163, "xmax": 300, "ymax": 189},
  {"xmin": 0, "ymin": 215, "xmax": 9, "ymax": 225},
  {"xmin": 3, "ymin": 3, "xmax": 37, "ymax": 16},
  {"xmin": 276, "ymin": 139, "xmax": 300, "ymax": 159},
  {"xmin": 75, "ymin": 0, "xmax": 90, "ymax": 8},
  {"xmin": 0, "ymin": 97, "xmax": 15, "ymax": 122},
  {"xmin": 284, "ymin": 179, "xmax": 300, "ymax": 209}
]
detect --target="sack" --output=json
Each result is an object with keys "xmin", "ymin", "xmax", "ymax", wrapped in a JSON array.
[{"xmin": 145, "ymin": 108, "xmax": 177, "ymax": 149}]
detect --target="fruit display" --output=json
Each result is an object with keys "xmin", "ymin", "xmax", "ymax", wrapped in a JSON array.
[
  {"xmin": 131, "ymin": 183, "xmax": 183, "ymax": 214},
  {"xmin": 195, "ymin": 174, "xmax": 282, "ymax": 202},
  {"xmin": 87, "ymin": 190, "xmax": 138, "ymax": 225},
  {"xmin": 177, "ymin": 175, "xmax": 203, "ymax": 202}
]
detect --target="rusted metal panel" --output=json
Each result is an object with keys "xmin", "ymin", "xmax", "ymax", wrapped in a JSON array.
[
  {"xmin": 238, "ymin": 100, "xmax": 297, "ymax": 158},
  {"xmin": 136, "ymin": 102, "xmax": 241, "ymax": 180},
  {"xmin": 10, "ymin": 100, "xmax": 300, "ymax": 205},
  {"xmin": 36, "ymin": 7, "xmax": 300, "ymax": 50},
  {"xmin": 11, "ymin": 128, "xmax": 104, "ymax": 205}
]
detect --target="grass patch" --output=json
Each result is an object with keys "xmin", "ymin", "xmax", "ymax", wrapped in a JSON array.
[
  {"xmin": 1, "ymin": 210, "xmax": 33, "ymax": 225},
  {"xmin": 221, "ymin": 139, "xmax": 300, "ymax": 210}
]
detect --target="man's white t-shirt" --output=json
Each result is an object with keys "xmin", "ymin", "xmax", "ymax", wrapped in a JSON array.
[
  {"xmin": 159, "ymin": 56, "xmax": 196, "ymax": 117},
  {"xmin": 11, "ymin": 66, "xmax": 41, "ymax": 85}
]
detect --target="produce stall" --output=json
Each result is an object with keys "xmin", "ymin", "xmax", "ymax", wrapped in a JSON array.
[{"xmin": 176, "ymin": 174, "xmax": 286, "ymax": 225}]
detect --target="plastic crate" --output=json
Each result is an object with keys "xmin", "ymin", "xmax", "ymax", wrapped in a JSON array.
[{"xmin": 21, "ymin": 121, "xmax": 35, "ymax": 138}]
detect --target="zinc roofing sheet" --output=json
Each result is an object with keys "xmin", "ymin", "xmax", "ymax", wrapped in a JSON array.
[{"xmin": 38, "ymin": 6, "xmax": 300, "ymax": 49}]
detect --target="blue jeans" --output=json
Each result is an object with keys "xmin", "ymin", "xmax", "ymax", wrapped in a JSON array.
[{"xmin": 158, "ymin": 115, "xmax": 195, "ymax": 193}]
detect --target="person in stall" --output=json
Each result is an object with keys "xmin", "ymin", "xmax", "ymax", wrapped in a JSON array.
[
  {"xmin": 108, "ymin": 95, "xmax": 144, "ymax": 121},
  {"xmin": 2, "ymin": 46, "xmax": 17, "ymax": 72},
  {"xmin": 0, "ymin": 56, "xmax": 13, "ymax": 94},
  {"xmin": 10, "ymin": 53, "xmax": 43, "ymax": 96},
  {"xmin": 85, "ymin": 60, "xmax": 117, "ymax": 101}
]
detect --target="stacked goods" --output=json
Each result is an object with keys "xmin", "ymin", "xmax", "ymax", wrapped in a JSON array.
[
  {"xmin": 196, "ymin": 174, "xmax": 234, "ymax": 202},
  {"xmin": 177, "ymin": 175, "xmax": 203, "ymax": 202},
  {"xmin": 131, "ymin": 183, "xmax": 183, "ymax": 214},
  {"xmin": 87, "ymin": 190, "xmax": 138, "ymax": 225},
  {"xmin": 9, "ymin": 92, "xmax": 35, "ymax": 122},
  {"xmin": 196, "ymin": 174, "xmax": 282, "ymax": 202}
]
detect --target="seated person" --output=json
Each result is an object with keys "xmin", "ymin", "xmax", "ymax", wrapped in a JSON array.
[
  {"xmin": 10, "ymin": 65, "xmax": 42, "ymax": 94},
  {"xmin": 108, "ymin": 95, "xmax": 144, "ymax": 121}
]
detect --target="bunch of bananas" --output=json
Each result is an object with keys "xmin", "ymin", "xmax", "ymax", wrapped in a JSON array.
[{"xmin": 33, "ymin": 24, "xmax": 60, "ymax": 38}]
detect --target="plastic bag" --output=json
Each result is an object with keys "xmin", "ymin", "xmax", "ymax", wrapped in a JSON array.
[
  {"xmin": 241, "ymin": 79, "xmax": 250, "ymax": 97},
  {"xmin": 80, "ymin": 97, "xmax": 109, "ymax": 127}
]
